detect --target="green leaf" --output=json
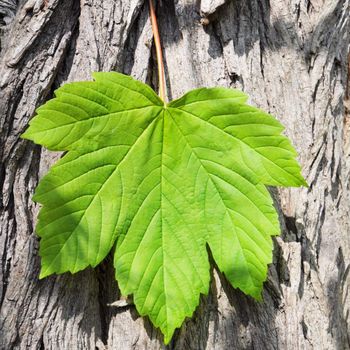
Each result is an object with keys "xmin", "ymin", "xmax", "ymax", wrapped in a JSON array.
[{"xmin": 22, "ymin": 72, "xmax": 306, "ymax": 344}]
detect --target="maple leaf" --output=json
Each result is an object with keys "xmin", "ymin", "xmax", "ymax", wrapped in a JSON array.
[{"xmin": 22, "ymin": 72, "xmax": 306, "ymax": 343}]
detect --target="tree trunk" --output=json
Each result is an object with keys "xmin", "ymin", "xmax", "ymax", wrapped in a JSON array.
[{"xmin": 0, "ymin": 0, "xmax": 349, "ymax": 349}]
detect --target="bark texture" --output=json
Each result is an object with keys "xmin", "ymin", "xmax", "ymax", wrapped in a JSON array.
[{"xmin": 0, "ymin": 0, "xmax": 349, "ymax": 349}]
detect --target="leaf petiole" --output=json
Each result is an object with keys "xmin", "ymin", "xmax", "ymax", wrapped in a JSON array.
[{"xmin": 149, "ymin": 0, "xmax": 166, "ymax": 103}]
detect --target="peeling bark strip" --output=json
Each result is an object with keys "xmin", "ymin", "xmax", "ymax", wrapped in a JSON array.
[{"xmin": 0, "ymin": 0, "xmax": 349, "ymax": 349}]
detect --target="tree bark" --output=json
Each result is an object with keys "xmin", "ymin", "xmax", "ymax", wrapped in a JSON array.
[{"xmin": 0, "ymin": 0, "xmax": 349, "ymax": 349}]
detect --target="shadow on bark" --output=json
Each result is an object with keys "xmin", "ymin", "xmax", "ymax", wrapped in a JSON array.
[
  {"xmin": 327, "ymin": 248, "xmax": 350, "ymax": 349},
  {"xmin": 155, "ymin": 0, "xmax": 347, "ymax": 69}
]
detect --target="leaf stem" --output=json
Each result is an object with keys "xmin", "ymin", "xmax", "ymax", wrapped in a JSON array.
[{"xmin": 149, "ymin": 0, "xmax": 166, "ymax": 103}]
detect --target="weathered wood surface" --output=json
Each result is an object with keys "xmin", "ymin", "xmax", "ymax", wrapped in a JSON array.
[{"xmin": 0, "ymin": 0, "xmax": 349, "ymax": 349}]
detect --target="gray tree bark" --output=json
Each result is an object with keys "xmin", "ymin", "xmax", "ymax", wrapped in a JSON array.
[{"xmin": 0, "ymin": 0, "xmax": 349, "ymax": 349}]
